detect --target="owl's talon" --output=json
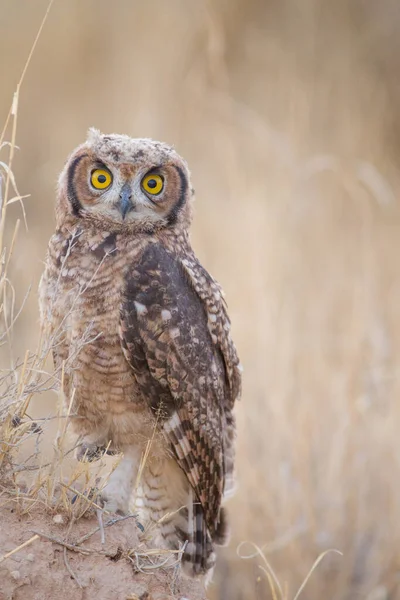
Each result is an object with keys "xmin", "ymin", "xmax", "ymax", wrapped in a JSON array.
[
  {"xmin": 136, "ymin": 520, "xmax": 145, "ymax": 532},
  {"xmin": 75, "ymin": 443, "xmax": 103, "ymax": 462},
  {"xmin": 104, "ymin": 447, "xmax": 119, "ymax": 456},
  {"xmin": 98, "ymin": 486, "xmax": 129, "ymax": 515},
  {"xmin": 76, "ymin": 442, "xmax": 119, "ymax": 463}
]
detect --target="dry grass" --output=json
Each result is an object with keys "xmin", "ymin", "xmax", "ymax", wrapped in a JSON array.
[
  {"xmin": 0, "ymin": 5, "xmax": 192, "ymax": 597},
  {"xmin": 1, "ymin": 0, "xmax": 400, "ymax": 598}
]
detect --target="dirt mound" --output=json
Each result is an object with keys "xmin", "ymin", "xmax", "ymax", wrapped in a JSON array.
[{"xmin": 0, "ymin": 497, "xmax": 206, "ymax": 600}]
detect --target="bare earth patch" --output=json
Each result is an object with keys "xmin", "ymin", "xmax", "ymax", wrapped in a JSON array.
[{"xmin": 0, "ymin": 493, "xmax": 206, "ymax": 600}]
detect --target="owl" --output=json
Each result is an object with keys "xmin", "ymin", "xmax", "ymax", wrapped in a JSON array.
[{"xmin": 39, "ymin": 129, "xmax": 242, "ymax": 579}]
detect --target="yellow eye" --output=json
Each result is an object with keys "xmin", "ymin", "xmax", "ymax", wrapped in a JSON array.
[
  {"xmin": 90, "ymin": 168, "xmax": 112, "ymax": 190},
  {"xmin": 141, "ymin": 173, "xmax": 164, "ymax": 195}
]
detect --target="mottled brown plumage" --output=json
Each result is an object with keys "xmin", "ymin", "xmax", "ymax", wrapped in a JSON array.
[{"xmin": 39, "ymin": 129, "xmax": 242, "ymax": 579}]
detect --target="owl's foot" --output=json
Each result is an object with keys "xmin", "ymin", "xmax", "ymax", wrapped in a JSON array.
[
  {"xmin": 99, "ymin": 480, "xmax": 130, "ymax": 515},
  {"xmin": 98, "ymin": 446, "xmax": 141, "ymax": 515},
  {"xmin": 76, "ymin": 441, "xmax": 119, "ymax": 463}
]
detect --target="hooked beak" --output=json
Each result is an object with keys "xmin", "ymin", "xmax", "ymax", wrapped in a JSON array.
[{"xmin": 119, "ymin": 183, "xmax": 134, "ymax": 219}]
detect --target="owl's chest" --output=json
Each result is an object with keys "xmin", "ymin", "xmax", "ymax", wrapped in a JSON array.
[
  {"xmin": 58, "ymin": 238, "xmax": 125, "ymax": 328},
  {"xmin": 48, "ymin": 233, "xmax": 144, "ymax": 411},
  {"xmin": 47, "ymin": 231, "xmax": 142, "ymax": 372}
]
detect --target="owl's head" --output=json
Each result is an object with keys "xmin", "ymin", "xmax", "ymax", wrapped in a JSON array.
[{"xmin": 56, "ymin": 129, "xmax": 193, "ymax": 233}]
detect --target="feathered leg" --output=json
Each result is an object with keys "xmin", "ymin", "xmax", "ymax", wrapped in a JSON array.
[{"xmin": 99, "ymin": 445, "xmax": 142, "ymax": 514}]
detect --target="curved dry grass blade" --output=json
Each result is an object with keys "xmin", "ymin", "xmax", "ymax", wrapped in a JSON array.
[
  {"xmin": 0, "ymin": 160, "xmax": 21, "ymax": 196},
  {"xmin": 7, "ymin": 194, "xmax": 31, "ymax": 205},
  {"xmin": 293, "ymin": 549, "xmax": 343, "ymax": 600},
  {"xmin": 0, "ymin": 163, "xmax": 27, "ymax": 231},
  {"xmin": 237, "ymin": 541, "xmax": 284, "ymax": 599},
  {"xmin": 0, "ymin": 142, "xmax": 20, "ymax": 151},
  {"xmin": 259, "ymin": 566, "xmax": 280, "ymax": 600}
]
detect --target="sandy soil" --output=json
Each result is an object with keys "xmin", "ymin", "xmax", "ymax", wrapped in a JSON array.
[{"xmin": 0, "ymin": 498, "xmax": 206, "ymax": 600}]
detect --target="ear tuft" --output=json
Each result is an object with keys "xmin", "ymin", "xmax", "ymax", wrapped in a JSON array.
[{"xmin": 86, "ymin": 127, "xmax": 102, "ymax": 146}]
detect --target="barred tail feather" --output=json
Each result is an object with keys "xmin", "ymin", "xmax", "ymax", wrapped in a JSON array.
[
  {"xmin": 214, "ymin": 506, "xmax": 230, "ymax": 546},
  {"xmin": 144, "ymin": 460, "xmax": 225, "ymax": 580},
  {"xmin": 181, "ymin": 489, "xmax": 216, "ymax": 578},
  {"xmin": 182, "ymin": 514, "xmax": 215, "ymax": 578}
]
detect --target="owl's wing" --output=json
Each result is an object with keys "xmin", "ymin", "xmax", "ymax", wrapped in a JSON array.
[
  {"xmin": 119, "ymin": 243, "xmax": 241, "ymax": 535},
  {"xmin": 178, "ymin": 253, "xmax": 242, "ymax": 410}
]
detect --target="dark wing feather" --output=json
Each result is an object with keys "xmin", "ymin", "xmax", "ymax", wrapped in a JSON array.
[
  {"xmin": 119, "ymin": 243, "xmax": 240, "ymax": 535},
  {"xmin": 179, "ymin": 254, "xmax": 242, "ymax": 409}
]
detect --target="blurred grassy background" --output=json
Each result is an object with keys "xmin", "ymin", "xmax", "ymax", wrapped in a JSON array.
[{"xmin": 2, "ymin": 0, "xmax": 400, "ymax": 598}]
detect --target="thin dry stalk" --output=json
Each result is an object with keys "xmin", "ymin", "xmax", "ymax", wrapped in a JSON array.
[
  {"xmin": 63, "ymin": 545, "xmax": 84, "ymax": 588},
  {"xmin": 0, "ymin": 534, "xmax": 39, "ymax": 564}
]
